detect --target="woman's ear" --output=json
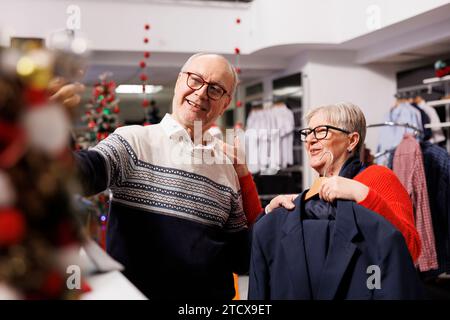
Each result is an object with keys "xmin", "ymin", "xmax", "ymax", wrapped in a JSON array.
[{"xmin": 347, "ymin": 132, "xmax": 360, "ymax": 153}]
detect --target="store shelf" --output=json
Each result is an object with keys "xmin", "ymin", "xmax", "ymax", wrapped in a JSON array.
[
  {"xmin": 280, "ymin": 164, "xmax": 303, "ymax": 173},
  {"xmin": 423, "ymin": 75, "xmax": 450, "ymax": 84},
  {"xmin": 424, "ymin": 121, "xmax": 450, "ymax": 129},
  {"xmin": 427, "ymin": 99, "xmax": 450, "ymax": 107}
]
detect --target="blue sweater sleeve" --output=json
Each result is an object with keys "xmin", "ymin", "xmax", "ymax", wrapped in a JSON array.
[{"xmin": 73, "ymin": 149, "xmax": 109, "ymax": 196}]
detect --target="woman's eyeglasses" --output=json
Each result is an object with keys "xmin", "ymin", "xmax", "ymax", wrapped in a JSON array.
[
  {"xmin": 182, "ymin": 72, "xmax": 229, "ymax": 101},
  {"xmin": 299, "ymin": 125, "xmax": 350, "ymax": 142}
]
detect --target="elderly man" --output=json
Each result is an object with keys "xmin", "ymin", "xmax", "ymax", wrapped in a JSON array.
[{"xmin": 70, "ymin": 53, "xmax": 257, "ymax": 299}]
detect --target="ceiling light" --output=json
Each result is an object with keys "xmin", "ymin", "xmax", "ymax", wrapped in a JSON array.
[{"xmin": 116, "ymin": 84, "xmax": 163, "ymax": 94}]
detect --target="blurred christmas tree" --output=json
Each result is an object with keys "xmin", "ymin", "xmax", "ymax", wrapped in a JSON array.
[
  {"xmin": 0, "ymin": 48, "xmax": 85, "ymax": 299},
  {"xmin": 81, "ymin": 73, "xmax": 121, "ymax": 144}
]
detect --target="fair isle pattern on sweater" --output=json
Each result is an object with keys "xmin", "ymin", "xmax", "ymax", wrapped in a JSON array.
[{"xmin": 92, "ymin": 133, "xmax": 247, "ymax": 231}]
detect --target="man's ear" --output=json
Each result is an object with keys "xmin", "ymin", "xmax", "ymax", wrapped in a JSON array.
[
  {"xmin": 220, "ymin": 96, "xmax": 232, "ymax": 116},
  {"xmin": 174, "ymin": 73, "xmax": 182, "ymax": 93}
]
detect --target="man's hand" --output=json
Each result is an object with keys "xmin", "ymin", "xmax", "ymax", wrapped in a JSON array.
[
  {"xmin": 48, "ymin": 77, "xmax": 85, "ymax": 111},
  {"xmin": 318, "ymin": 176, "xmax": 369, "ymax": 203},
  {"xmin": 266, "ymin": 194, "xmax": 297, "ymax": 213}
]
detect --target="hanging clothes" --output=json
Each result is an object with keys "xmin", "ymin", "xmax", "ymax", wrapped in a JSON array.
[
  {"xmin": 420, "ymin": 141, "xmax": 450, "ymax": 277},
  {"xmin": 410, "ymin": 102, "xmax": 432, "ymax": 141},
  {"xmin": 248, "ymin": 157, "xmax": 425, "ymax": 300},
  {"xmin": 245, "ymin": 104, "xmax": 295, "ymax": 174},
  {"xmin": 275, "ymin": 103, "xmax": 295, "ymax": 168},
  {"xmin": 248, "ymin": 194, "xmax": 425, "ymax": 299},
  {"xmin": 416, "ymin": 101, "xmax": 446, "ymax": 144},
  {"xmin": 393, "ymin": 135, "xmax": 438, "ymax": 272},
  {"xmin": 376, "ymin": 102, "xmax": 422, "ymax": 166}
]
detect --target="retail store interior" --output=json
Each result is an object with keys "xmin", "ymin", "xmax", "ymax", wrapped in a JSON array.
[{"xmin": 1, "ymin": 0, "xmax": 450, "ymax": 300}]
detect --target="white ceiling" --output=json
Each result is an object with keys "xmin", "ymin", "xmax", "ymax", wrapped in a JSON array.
[{"xmin": 77, "ymin": 2, "xmax": 450, "ymax": 121}]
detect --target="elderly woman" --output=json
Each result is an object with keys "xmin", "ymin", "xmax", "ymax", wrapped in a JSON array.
[{"xmin": 265, "ymin": 102, "xmax": 420, "ymax": 262}]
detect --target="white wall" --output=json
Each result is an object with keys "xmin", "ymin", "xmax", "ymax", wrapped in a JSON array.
[
  {"xmin": 1, "ymin": 0, "xmax": 448, "ymax": 54},
  {"xmin": 0, "ymin": 0, "xmax": 250, "ymax": 53}
]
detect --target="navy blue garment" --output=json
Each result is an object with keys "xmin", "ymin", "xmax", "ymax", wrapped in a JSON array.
[
  {"xmin": 248, "ymin": 194, "xmax": 425, "ymax": 300},
  {"xmin": 74, "ymin": 150, "xmax": 250, "ymax": 300},
  {"xmin": 411, "ymin": 102, "xmax": 432, "ymax": 141},
  {"xmin": 420, "ymin": 142, "xmax": 450, "ymax": 277}
]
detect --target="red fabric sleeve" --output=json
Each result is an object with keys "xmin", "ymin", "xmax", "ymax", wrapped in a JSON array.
[
  {"xmin": 354, "ymin": 165, "xmax": 421, "ymax": 262},
  {"xmin": 239, "ymin": 173, "xmax": 263, "ymax": 226}
]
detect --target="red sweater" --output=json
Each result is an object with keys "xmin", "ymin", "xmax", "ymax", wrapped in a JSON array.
[
  {"xmin": 239, "ymin": 174, "xmax": 263, "ymax": 225},
  {"xmin": 239, "ymin": 165, "xmax": 421, "ymax": 262},
  {"xmin": 354, "ymin": 165, "xmax": 421, "ymax": 262}
]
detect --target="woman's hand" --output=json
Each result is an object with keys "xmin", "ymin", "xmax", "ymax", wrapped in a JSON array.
[
  {"xmin": 223, "ymin": 134, "xmax": 249, "ymax": 178},
  {"xmin": 319, "ymin": 176, "xmax": 369, "ymax": 203},
  {"xmin": 266, "ymin": 194, "xmax": 298, "ymax": 213}
]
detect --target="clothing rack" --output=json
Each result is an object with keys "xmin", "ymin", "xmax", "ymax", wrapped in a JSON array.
[
  {"xmin": 367, "ymin": 122, "xmax": 423, "ymax": 134},
  {"xmin": 367, "ymin": 122, "xmax": 423, "ymax": 159},
  {"xmin": 249, "ymin": 90, "xmax": 303, "ymax": 106}
]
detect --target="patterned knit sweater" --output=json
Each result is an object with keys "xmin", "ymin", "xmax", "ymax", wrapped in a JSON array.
[{"xmin": 75, "ymin": 117, "xmax": 249, "ymax": 300}]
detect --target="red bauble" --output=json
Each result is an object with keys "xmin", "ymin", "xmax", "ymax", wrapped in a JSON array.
[
  {"xmin": 144, "ymin": 24, "xmax": 150, "ymax": 30},
  {"xmin": 236, "ymin": 100, "xmax": 243, "ymax": 107},
  {"xmin": 144, "ymin": 51, "xmax": 151, "ymax": 59},
  {"xmin": 235, "ymin": 67, "xmax": 241, "ymax": 74},
  {"xmin": 234, "ymin": 47, "xmax": 240, "ymax": 55},
  {"xmin": 142, "ymin": 99, "xmax": 150, "ymax": 107},
  {"xmin": 0, "ymin": 208, "xmax": 26, "ymax": 246},
  {"xmin": 106, "ymin": 94, "xmax": 115, "ymax": 103},
  {"xmin": 143, "ymin": 122, "xmax": 151, "ymax": 126},
  {"xmin": 41, "ymin": 270, "xmax": 63, "ymax": 298},
  {"xmin": 236, "ymin": 18, "xmax": 241, "ymax": 24},
  {"xmin": 140, "ymin": 73, "xmax": 148, "ymax": 82},
  {"xmin": 24, "ymin": 88, "xmax": 47, "ymax": 106},
  {"xmin": 139, "ymin": 60, "xmax": 146, "ymax": 68},
  {"xmin": 143, "ymin": 37, "xmax": 149, "ymax": 44},
  {"xmin": 88, "ymin": 120, "xmax": 96, "ymax": 129},
  {"xmin": 113, "ymin": 106, "xmax": 120, "ymax": 114}
]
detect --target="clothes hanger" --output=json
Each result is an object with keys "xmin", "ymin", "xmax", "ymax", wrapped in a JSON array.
[{"xmin": 304, "ymin": 151, "xmax": 333, "ymax": 200}]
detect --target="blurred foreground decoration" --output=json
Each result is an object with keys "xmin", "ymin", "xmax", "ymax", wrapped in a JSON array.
[{"xmin": 0, "ymin": 44, "xmax": 86, "ymax": 299}]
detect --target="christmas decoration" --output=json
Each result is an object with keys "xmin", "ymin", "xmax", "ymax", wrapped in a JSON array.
[
  {"xmin": 233, "ymin": 14, "xmax": 243, "ymax": 110},
  {"xmin": 80, "ymin": 73, "xmax": 121, "ymax": 144},
  {"xmin": 0, "ymin": 47, "xmax": 85, "ymax": 299},
  {"xmin": 140, "ymin": 22, "xmax": 160, "ymax": 125},
  {"xmin": 434, "ymin": 60, "xmax": 450, "ymax": 78}
]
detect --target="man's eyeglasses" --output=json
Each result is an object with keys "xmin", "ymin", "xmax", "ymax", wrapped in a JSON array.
[
  {"xmin": 299, "ymin": 125, "xmax": 350, "ymax": 142},
  {"xmin": 182, "ymin": 72, "xmax": 229, "ymax": 101}
]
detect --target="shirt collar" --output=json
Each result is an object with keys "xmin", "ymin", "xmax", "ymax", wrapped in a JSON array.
[{"xmin": 160, "ymin": 113, "xmax": 217, "ymax": 149}]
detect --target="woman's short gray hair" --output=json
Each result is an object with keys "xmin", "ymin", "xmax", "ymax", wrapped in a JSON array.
[
  {"xmin": 304, "ymin": 102, "xmax": 367, "ymax": 152},
  {"xmin": 181, "ymin": 52, "xmax": 238, "ymax": 97}
]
